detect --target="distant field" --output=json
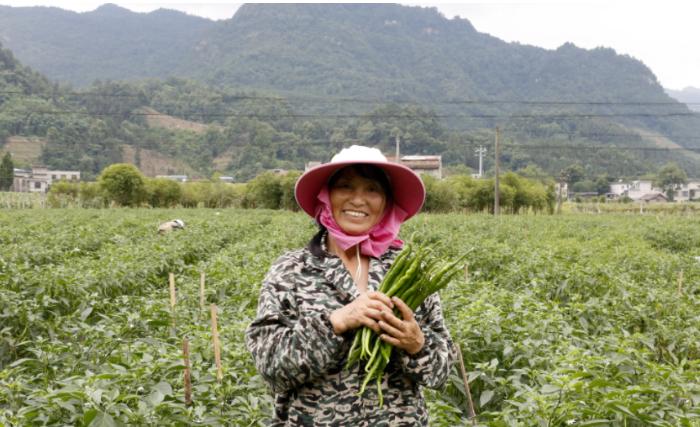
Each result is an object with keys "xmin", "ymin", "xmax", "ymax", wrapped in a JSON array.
[
  {"xmin": 141, "ymin": 107, "xmax": 220, "ymax": 134},
  {"xmin": 120, "ymin": 144, "xmax": 197, "ymax": 177},
  {"xmin": 0, "ymin": 210, "xmax": 698, "ymax": 426},
  {"xmin": 1, "ymin": 136, "xmax": 46, "ymax": 165}
]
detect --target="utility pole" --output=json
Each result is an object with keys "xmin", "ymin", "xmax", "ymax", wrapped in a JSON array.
[
  {"xmin": 494, "ymin": 127, "xmax": 500, "ymax": 215},
  {"xmin": 557, "ymin": 170, "xmax": 567, "ymax": 214},
  {"xmin": 395, "ymin": 134, "xmax": 400, "ymax": 163},
  {"xmin": 475, "ymin": 145, "xmax": 487, "ymax": 178}
]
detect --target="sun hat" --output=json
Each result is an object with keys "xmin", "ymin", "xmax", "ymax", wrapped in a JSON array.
[{"xmin": 295, "ymin": 145, "xmax": 425, "ymax": 219}]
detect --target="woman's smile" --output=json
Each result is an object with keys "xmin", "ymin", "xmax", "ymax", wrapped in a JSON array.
[{"xmin": 329, "ymin": 169, "xmax": 387, "ymax": 235}]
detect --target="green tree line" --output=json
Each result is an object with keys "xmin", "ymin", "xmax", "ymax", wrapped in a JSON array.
[{"xmin": 47, "ymin": 163, "xmax": 555, "ymax": 213}]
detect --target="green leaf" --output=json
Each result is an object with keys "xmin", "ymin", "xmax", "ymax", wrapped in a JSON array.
[
  {"xmin": 479, "ymin": 389, "xmax": 494, "ymax": 407},
  {"xmin": 154, "ymin": 381, "xmax": 172, "ymax": 396},
  {"xmin": 146, "ymin": 390, "xmax": 164, "ymax": 407},
  {"xmin": 577, "ymin": 420, "xmax": 612, "ymax": 426},
  {"xmin": 88, "ymin": 411, "xmax": 117, "ymax": 427},
  {"xmin": 80, "ymin": 306, "xmax": 93, "ymax": 321},
  {"xmin": 83, "ymin": 409, "xmax": 98, "ymax": 425},
  {"xmin": 541, "ymin": 384, "xmax": 561, "ymax": 394}
]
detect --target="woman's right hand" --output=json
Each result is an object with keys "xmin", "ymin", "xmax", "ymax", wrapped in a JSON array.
[{"xmin": 329, "ymin": 291, "xmax": 394, "ymax": 335}]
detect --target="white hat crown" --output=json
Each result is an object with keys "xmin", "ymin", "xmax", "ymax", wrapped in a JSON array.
[{"xmin": 330, "ymin": 145, "xmax": 387, "ymax": 163}]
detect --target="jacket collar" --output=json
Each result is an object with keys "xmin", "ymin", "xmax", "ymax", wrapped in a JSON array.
[{"xmin": 302, "ymin": 246, "xmax": 399, "ymax": 301}]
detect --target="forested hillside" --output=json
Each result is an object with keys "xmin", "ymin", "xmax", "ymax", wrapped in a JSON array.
[{"xmin": 1, "ymin": 3, "xmax": 700, "ymax": 181}]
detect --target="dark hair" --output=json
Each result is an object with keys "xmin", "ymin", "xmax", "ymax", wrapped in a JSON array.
[
  {"xmin": 308, "ymin": 226, "xmax": 328, "ymax": 258},
  {"xmin": 307, "ymin": 164, "xmax": 393, "ymax": 258}
]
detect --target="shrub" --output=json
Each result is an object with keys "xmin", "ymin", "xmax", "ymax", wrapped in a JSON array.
[
  {"xmin": 244, "ymin": 172, "xmax": 282, "ymax": 209},
  {"xmin": 145, "ymin": 178, "xmax": 182, "ymax": 208},
  {"xmin": 98, "ymin": 163, "xmax": 146, "ymax": 207}
]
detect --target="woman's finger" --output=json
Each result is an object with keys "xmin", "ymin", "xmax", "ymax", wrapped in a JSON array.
[
  {"xmin": 368, "ymin": 291, "xmax": 394, "ymax": 309},
  {"xmin": 392, "ymin": 297, "xmax": 415, "ymax": 322},
  {"xmin": 360, "ymin": 317, "xmax": 381, "ymax": 333},
  {"xmin": 377, "ymin": 319, "xmax": 403, "ymax": 338},
  {"xmin": 379, "ymin": 309, "xmax": 404, "ymax": 329},
  {"xmin": 379, "ymin": 333, "xmax": 400, "ymax": 346}
]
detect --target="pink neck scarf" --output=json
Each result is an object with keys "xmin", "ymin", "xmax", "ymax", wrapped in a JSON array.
[{"xmin": 315, "ymin": 187, "xmax": 407, "ymax": 257}]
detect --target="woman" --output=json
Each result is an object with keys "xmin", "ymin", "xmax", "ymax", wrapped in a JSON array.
[{"xmin": 246, "ymin": 145, "xmax": 454, "ymax": 426}]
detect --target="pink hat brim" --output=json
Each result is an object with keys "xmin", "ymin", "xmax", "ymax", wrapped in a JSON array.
[{"xmin": 295, "ymin": 160, "xmax": 426, "ymax": 220}]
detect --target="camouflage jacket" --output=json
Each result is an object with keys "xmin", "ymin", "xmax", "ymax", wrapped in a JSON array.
[{"xmin": 245, "ymin": 246, "xmax": 455, "ymax": 426}]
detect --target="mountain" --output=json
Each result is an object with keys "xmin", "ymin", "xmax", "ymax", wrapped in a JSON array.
[
  {"xmin": 0, "ymin": 3, "xmax": 674, "ymax": 104},
  {"xmin": 0, "ymin": 4, "xmax": 212, "ymax": 84},
  {"xmin": 666, "ymin": 87, "xmax": 700, "ymax": 112},
  {"xmin": 1, "ymin": 3, "xmax": 700, "ymax": 180}
]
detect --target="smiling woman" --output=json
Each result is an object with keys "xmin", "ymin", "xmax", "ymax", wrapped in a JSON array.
[
  {"xmin": 245, "ymin": 145, "xmax": 455, "ymax": 425},
  {"xmin": 328, "ymin": 166, "xmax": 388, "ymax": 236}
]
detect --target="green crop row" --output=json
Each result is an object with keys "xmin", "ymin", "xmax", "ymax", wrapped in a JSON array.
[{"xmin": 1, "ymin": 210, "xmax": 699, "ymax": 426}]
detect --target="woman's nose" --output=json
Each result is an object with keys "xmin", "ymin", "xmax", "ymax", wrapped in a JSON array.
[{"xmin": 349, "ymin": 189, "xmax": 367, "ymax": 204}]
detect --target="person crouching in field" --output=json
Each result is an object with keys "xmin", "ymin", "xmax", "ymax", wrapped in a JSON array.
[
  {"xmin": 158, "ymin": 219, "xmax": 185, "ymax": 234},
  {"xmin": 245, "ymin": 145, "xmax": 454, "ymax": 425}
]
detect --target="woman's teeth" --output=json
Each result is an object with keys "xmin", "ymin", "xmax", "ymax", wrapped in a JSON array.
[{"xmin": 344, "ymin": 210, "xmax": 367, "ymax": 217}]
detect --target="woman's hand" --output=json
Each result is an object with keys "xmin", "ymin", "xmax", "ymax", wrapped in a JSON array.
[
  {"xmin": 378, "ymin": 297, "xmax": 425, "ymax": 355},
  {"xmin": 330, "ymin": 291, "xmax": 394, "ymax": 335}
]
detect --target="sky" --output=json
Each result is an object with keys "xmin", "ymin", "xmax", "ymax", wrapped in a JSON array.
[{"xmin": 1, "ymin": 0, "xmax": 698, "ymax": 90}]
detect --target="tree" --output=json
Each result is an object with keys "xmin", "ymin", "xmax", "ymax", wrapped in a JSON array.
[
  {"xmin": 654, "ymin": 162, "xmax": 687, "ymax": 201},
  {"xmin": 244, "ymin": 172, "xmax": 282, "ymax": 209},
  {"xmin": 145, "ymin": 178, "xmax": 182, "ymax": 208},
  {"xmin": 0, "ymin": 152, "xmax": 14, "ymax": 191},
  {"xmin": 98, "ymin": 163, "xmax": 146, "ymax": 207},
  {"xmin": 561, "ymin": 163, "xmax": 585, "ymax": 185}
]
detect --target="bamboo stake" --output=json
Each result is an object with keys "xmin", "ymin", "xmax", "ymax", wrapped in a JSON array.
[
  {"xmin": 677, "ymin": 270, "xmax": 684, "ymax": 295},
  {"xmin": 210, "ymin": 304, "xmax": 223, "ymax": 382},
  {"xmin": 455, "ymin": 344, "xmax": 477, "ymax": 426},
  {"xmin": 464, "ymin": 263, "xmax": 469, "ymax": 281},
  {"xmin": 183, "ymin": 338, "xmax": 192, "ymax": 406},
  {"xmin": 169, "ymin": 273, "xmax": 177, "ymax": 309},
  {"xmin": 169, "ymin": 273, "xmax": 177, "ymax": 335},
  {"xmin": 199, "ymin": 272, "xmax": 206, "ymax": 311}
]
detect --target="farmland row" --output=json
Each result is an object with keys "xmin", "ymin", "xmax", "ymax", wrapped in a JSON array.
[{"xmin": 1, "ymin": 210, "xmax": 699, "ymax": 426}]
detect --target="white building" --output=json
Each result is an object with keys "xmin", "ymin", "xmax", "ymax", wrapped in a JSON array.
[
  {"xmin": 672, "ymin": 181, "xmax": 700, "ymax": 202},
  {"xmin": 400, "ymin": 155, "xmax": 442, "ymax": 179},
  {"xmin": 607, "ymin": 179, "xmax": 700, "ymax": 202},
  {"xmin": 608, "ymin": 180, "xmax": 658, "ymax": 201},
  {"xmin": 12, "ymin": 167, "xmax": 80, "ymax": 193}
]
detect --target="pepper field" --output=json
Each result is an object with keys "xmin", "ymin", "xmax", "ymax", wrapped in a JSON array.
[{"xmin": 0, "ymin": 209, "xmax": 699, "ymax": 426}]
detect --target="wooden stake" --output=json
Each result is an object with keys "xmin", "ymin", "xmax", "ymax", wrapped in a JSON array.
[
  {"xmin": 169, "ymin": 273, "xmax": 177, "ymax": 309},
  {"xmin": 464, "ymin": 263, "xmax": 469, "ymax": 281},
  {"xmin": 200, "ymin": 272, "xmax": 206, "ymax": 311},
  {"xmin": 677, "ymin": 270, "xmax": 684, "ymax": 295},
  {"xmin": 210, "ymin": 304, "xmax": 223, "ymax": 382},
  {"xmin": 183, "ymin": 338, "xmax": 192, "ymax": 406},
  {"xmin": 455, "ymin": 344, "xmax": 477, "ymax": 425}
]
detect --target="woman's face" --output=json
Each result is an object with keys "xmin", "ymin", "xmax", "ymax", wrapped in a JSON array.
[{"xmin": 329, "ymin": 168, "xmax": 387, "ymax": 235}]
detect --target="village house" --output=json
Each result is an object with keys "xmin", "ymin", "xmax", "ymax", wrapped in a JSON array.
[
  {"xmin": 12, "ymin": 166, "xmax": 80, "ymax": 193},
  {"xmin": 672, "ymin": 181, "xmax": 700, "ymax": 202},
  {"xmin": 399, "ymin": 155, "xmax": 442, "ymax": 179},
  {"xmin": 607, "ymin": 179, "xmax": 700, "ymax": 202}
]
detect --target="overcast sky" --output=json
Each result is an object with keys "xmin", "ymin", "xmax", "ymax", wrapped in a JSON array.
[{"xmin": 2, "ymin": 1, "xmax": 698, "ymax": 90}]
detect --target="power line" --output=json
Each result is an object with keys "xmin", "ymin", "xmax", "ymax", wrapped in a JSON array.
[
  {"xmin": 5, "ymin": 108, "xmax": 699, "ymax": 119},
  {"xmin": 2, "ymin": 89, "xmax": 700, "ymax": 106},
  {"xmin": 500, "ymin": 144, "xmax": 700, "ymax": 153}
]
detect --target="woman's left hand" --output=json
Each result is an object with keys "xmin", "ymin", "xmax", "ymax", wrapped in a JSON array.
[{"xmin": 377, "ymin": 297, "xmax": 425, "ymax": 355}]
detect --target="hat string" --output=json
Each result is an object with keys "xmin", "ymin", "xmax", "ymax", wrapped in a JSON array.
[{"xmin": 355, "ymin": 244, "xmax": 362, "ymax": 286}]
